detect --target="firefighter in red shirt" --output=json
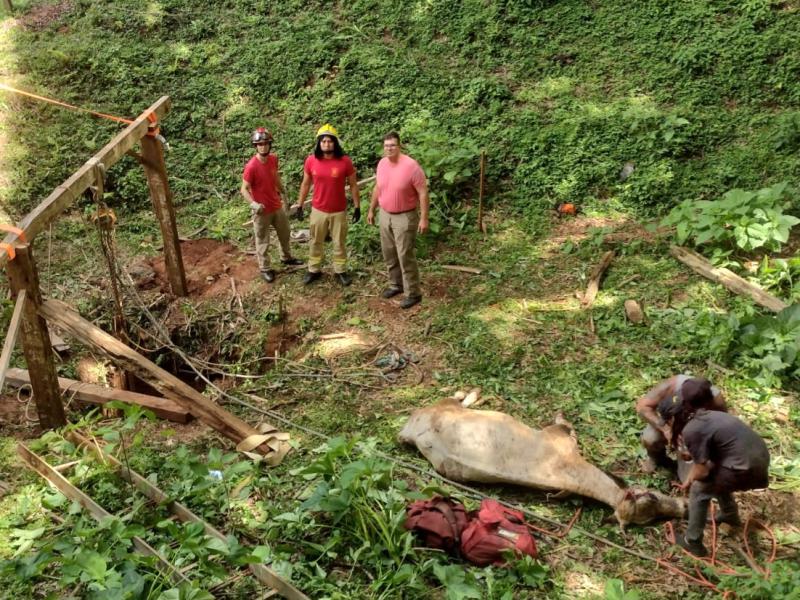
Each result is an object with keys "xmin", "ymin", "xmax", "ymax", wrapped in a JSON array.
[
  {"xmin": 240, "ymin": 128, "xmax": 302, "ymax": 282},
  {"xmin": 295, "ymin": 124, "xmax": 360, "ymax": 286}
]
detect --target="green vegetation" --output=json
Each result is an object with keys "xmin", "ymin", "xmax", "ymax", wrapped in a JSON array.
[
  {"xmin": 663, "ymin": 182, "xmax": 799, "ymax": 252},
  {"xmin": 2, "ymin": 0, "xmax": 800, "ymax": 598}
]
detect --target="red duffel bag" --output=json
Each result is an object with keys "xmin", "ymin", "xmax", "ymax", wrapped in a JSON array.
[
  {"xmin": 404, "ymin": 495, "xmax": 469, "ymax": 554},
  {"xmin": 460, "ymin": 499, "xmax": 538, "ymax": 566}
]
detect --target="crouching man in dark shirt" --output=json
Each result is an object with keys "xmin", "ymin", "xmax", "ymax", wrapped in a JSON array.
[
  {"xmin": 636, "ymin": 376, "xmax": 726, "ymax": 473},
  {"xmin": 659, "ymin": 402, "xmax": 770, "ymax": 557}
]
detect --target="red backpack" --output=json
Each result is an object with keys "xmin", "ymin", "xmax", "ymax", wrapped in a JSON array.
[
  {"xmin": 404, "ymin": 496, "xmax": 469, "ymax": 553},
  {"xmin": 460, "ymin": 499, "xmax": 538, "ymax": 566}
]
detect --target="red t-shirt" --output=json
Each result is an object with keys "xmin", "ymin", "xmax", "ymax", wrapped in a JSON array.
[
  {"xmin": 243, "ymin": 154, "xmax": 282, "ymax": 213},
  {"xmin": 304, "ymin": 155, "xmax": 355, "ymax": 213}
]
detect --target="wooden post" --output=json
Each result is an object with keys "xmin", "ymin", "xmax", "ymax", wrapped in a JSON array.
[
  {"xmin": 1, "ymin": 0, "xmax": 12, "ymax": 14},
  {"xmin": 5, "ymin": 245, "xmax": 66, "ymax": 429},
  {"xmin": 477, "ymin": 150, "xmax": 486, "ymax": 233},
  {"xmin": 139, "ymin": 127, "xmax": 187, "ymax": 297}
]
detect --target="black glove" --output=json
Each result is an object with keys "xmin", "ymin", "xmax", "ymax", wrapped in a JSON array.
[
  {"xmin": 293, "ymin": 204, "xmax": 304, "ymax": 220},
  {"xmin": 352, "ymin": 205, "xmax": 361, "ymax": 224}
]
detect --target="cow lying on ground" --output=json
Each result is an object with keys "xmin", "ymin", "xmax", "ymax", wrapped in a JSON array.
[{"xmin": 399, "ymin": 399, "xmax": 685, "ymax": 528}]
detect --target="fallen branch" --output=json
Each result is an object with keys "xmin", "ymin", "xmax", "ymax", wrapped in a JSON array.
[
  {"xmin": 582, "ymin": 251, "xmax": 615, "ymax": 308},
  {"xmin": 670, "ymin": 246, "xmax": 788, "ymax": 313},
  {"xmin": 441, "ymin": 265, "xmax": 482, "ymax": 275}
]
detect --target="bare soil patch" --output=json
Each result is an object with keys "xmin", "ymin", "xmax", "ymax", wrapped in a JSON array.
[
  {"xmin": 148, "ymin": 238, "xmax": 260, "ymax": 299},
  {"xmin": 19, "ymin": 0, "xmax": 73, "ymax": 31}
]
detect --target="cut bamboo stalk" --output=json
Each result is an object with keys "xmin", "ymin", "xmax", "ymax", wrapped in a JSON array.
[
  {"xmin": 3, "ymin": 368, "xmax": 191, "ymax": 423},
  {"xmin": 67, "ymin": 431, "xmax": 309, "ymax": 600},
  {"xmin": 17, "ymin": 442, "xmax": 190, "ymax": 587},
  {"xmin": 669, "ymin": 245, "xmax": 788, "ymax": 313}
]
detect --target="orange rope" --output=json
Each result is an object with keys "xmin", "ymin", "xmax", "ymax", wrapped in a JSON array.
[
  {"xmin": 743, "ymin": 517, "xmax": 777, "ymax": 576},
  {"xmin": 0, "ymin": 82, "xmax": 134, "ymax": 125},
  {"xmin": 0, "ymin": 223, "xmax": 26, "ymax": 242},
  {"xmin": 527, "ymin": 507, "xmax": 582, "ymax": 538},
  {"xmin": 0, "ymin": 242, "xmax": 15, "ymax": 260}
]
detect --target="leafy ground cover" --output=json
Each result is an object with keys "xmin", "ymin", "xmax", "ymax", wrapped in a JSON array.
[{"xmin": 1, "ymin": 0, "xmax": 800, "ymax": 598}]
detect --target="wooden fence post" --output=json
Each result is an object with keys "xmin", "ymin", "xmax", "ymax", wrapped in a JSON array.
[
  {"xmin": 140, "ymin": 128, "xmax": 187, "ymax": 297},
  {"xmin": 5, "ymin": 245, "xmax": 66, "ymax": 429}
]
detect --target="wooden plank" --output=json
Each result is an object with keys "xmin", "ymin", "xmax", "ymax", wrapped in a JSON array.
[
  {"xmin": 4, "ymin": 368, "xmax": 191, "ymax": 423},
  {"xmin": 5, "ymin": 246, "xmax": 65, "ymax": 429},
  {"xmin": 581, "ymin": 250, "xmax": 615, "ymax": 308},
  {"xmin": 670, "ymin": 245, "xmax": 788, "ymax": 313},
  {"xmin": 49, "ymin": 331, "xmax": 70, "ymax": 354},
  {"xmin": 38, "ymin": 298, "xmax": 288, "ymax": 459},
  {"xmin": 140, "ymin": 133, "xmax": 187, "ymax": 297},
  {"xmin": 0, "ymin": 96, "xmax": 172, "ymax": 270},
  {"xmin": 68, "ymin": 432, "xmax": 310, "ymax": 600},
  {"xmin": 16, "ymin": 442, "xmax": 190, "ymax": 587},
  {"xmin": 0, "ymin": 290, "xmax": 26, "ymax": 392}
]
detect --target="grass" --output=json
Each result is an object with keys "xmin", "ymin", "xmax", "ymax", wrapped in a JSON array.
[{"xmin": 2, "ymin": 0, "xmax": 800, "ymax": 597}]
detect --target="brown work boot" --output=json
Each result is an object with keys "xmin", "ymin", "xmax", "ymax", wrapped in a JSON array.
[
  {"xmin": 676, "ymin": 535, "xmax": 708, "ymax": 557},
  {"xmin": 400, "ymin": 295, "xmax": 422, "ymax": 309},
  {"xmin": 382, "ymin": 286, "xmax": 403, "ymax": 299}
]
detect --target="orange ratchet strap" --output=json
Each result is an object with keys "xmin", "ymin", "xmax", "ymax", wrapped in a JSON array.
[
  {"xmin": 146, "ymin": 112, "xmax": 159, "ymax": 137},
  {"xmin": 0, "ymin": 224, "xmax": 26, "ymax": 260},
  {"xmin": 0, "ymin": 82, "xmax": 134, "ymax": 125}
]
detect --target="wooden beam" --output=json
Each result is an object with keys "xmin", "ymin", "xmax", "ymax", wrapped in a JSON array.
[
  {"xmin": 38, "ymin": 299, "xmax": 289, "ymax": 460},
  {"xmin": 4, "ymin": 368, "xmax": 191, "ymax": 423},
  {"xmin": 5, "ymin": 246, "xmax": 66, "ymax": 429},
  {"xmin": 17, "ymin": 442, "xmax": 190, "ymax": 587},
  {"xmin": 0, "ymin": 96, "xmax": 172, "ymax": 270},
  {"xmin": 0, "ymin": 290, "xmax": 26, "ymax": 392},
  {"xmin": 670, "ymin": 246, "xmax": 788, "ymax": 313},
  {"xmin": 67, "ymin": 432, "xmax": 310, "ymax": 600},
  {"xmin": 582, "ymin": 250, "xmax": 615, "ymax": 308},
  {"xmin": 140, "ymin": 132, "xmax": 187, "ymax": 297}
]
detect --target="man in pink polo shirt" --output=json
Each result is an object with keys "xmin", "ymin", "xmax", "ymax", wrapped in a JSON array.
[
  {"xmin": 240, "ymin": 127, "xmax": 302, "ymax": 283},
  {"xmin": 367, "ymin": 132, "xmax": 429, "ymax": 309},
  {"xmin": 295, "ymin": 124, "xmax": 361, "ymax": 287}
]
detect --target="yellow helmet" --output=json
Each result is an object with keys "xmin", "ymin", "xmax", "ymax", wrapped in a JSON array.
[{"xmin": 316, "ymin": 123, "xmax": 339, "ymax": 140}]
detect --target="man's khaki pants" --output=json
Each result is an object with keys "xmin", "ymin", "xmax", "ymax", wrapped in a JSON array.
[
  {"xmin": 379, "ymin": 208, "xmax": 421, "ymax": 298},
  {"xmin": 253, "ymin": 207, "xmax": 291, "ymax": 271},
  {"xmin": 308, "ymin": 208, "xmax": 348, "ymax": 274}
]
